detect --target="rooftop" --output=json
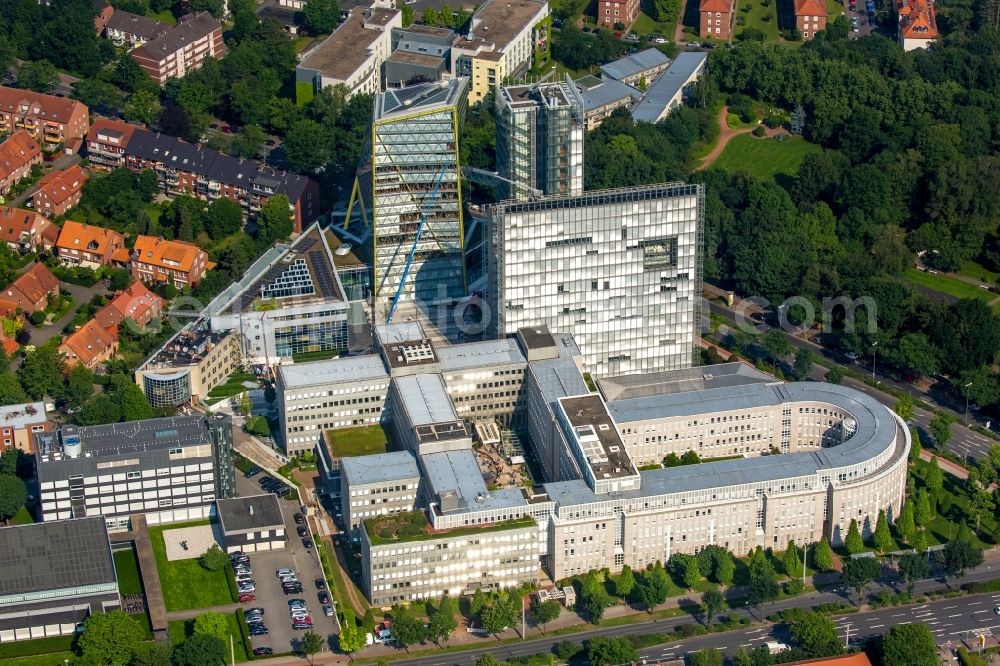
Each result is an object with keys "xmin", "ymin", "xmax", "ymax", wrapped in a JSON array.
[
  {"xmin": 375, "ymin": 321, "xmax": 425, "ymax": 345},
  {"xmin": 0, "ymin": 87, "xmax": 87, "ymax": 125},
  {"xmin": 280, "ymin": 354, "xmax": 388, "ymax": 389},
  {"xmin": 420, "ymin": 448, "xmax": 488, "ymax": 509},
  {"xmin": 502, "ymin": 78, "xmax": 581, "ymax": 111},
  {"xmin": 216, "ymin": 494, "xmax": 285, "ymax": 533},
  {"xmin": 132, "ymin": 12, "xmax": 221, "ymax": 62},
  {"xmin": 35, "ymin": 414, "xmax": 229, "ymax": 461},
  {"xmin": 35, "ymin": 165, "xmax": 88, "ymax": 205},
  {"xmin": 394, "ymin": 373, "xmax": 458, "ymax": 426},
  {"xmin": 598, "ymin": 361, "xmax": 774, "ymax": 401},
  {"xmin": 0, "ymin": 402, "xmax": 47, "ymax": 429},
  {"xmin": 559, "ymin": 393, "xmax": 637, "ymax": 479},
  {"xmin": 131, "ymin": 235, "xmax": 204, "ymax": 274},
  {"xmin": 600, "ymin": 48, "xmax": 671, "ymax": 82},
  {"xmin": 437, "ymin": 338, "xmax": 526, "ymax": 371},
  {"xmin": 341, "ymin": 450, "xmax": 420, "ymax": 486},
  {"xmin": 365, "ymin": 509, "xmax": 535, "ymax": 545},
  {"xmin": 574, "ymin": 76, "xmax": 641, "ymax": 112},
  {"xmin": 0, "ymin": 517, "xmax": 116, "ymax": 598},
  {"xmin": 55, "ymin": 220, "xmax": 123, "ymax": 256},
  {"xmin": 298, "ymin": 8, "xmax": 400, "ymax": 83},
  {"xmin": 374, "ymin": 78, "xmax": 468, "ymax": 121},
  {"xmin": 105, "ymin": 9, "xmax": 170, "ymax": 39},
  {"xmin": 384, "ymin": 339, "xmax": 438, "ymax": 369},
  {"xmin": 458, "ymin": 0, "xmax": 548, "ymax": 55},
  {"xmin": 0, "ymin": 131, "xmax": 40, "ymax": 178},
  {"xmin": 631, "ymin": 52, "xmax": 707, "ymax": 123}
]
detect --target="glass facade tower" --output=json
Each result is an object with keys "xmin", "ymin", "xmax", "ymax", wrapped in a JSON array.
[
  {"xmin": 496, "ymin": 76, "xmax": 585, "ymax": 200},
  {"xmin": 488, "ymin": 183, "xmax": 704, "ymax": 378}
]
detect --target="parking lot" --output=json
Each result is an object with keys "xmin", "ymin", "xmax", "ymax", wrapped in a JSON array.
[
  {"xmin": 234, "ymin": 473, "xmax": 339, "ymax": 655},
  {"xmin": 843, "ymin": 0, "xmax": 876, "ymax": 37}
]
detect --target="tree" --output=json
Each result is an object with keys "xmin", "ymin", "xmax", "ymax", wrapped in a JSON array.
[
  {"xmin": 481, "ymin": 601, "xmax": 511, "ymax": 638},
  {"xmin": 125, "ymin": 89, "xmax": 161, "ymax": 125},
  {"xmin": 284, "ymin": 119, "xmax": 331, "ymax": 173},
  {"xmin": 635, "ymin": 561, "xmax": 669, "ymax": 612},
  {"xmin": 882, "ymin": 623, "xmax": 938, "ymax": 666},
  {"xmin": 915, "ymin": 489, "xmax": 933, "ymax": 526},
  {"xmin": 702, "ymin": 589, "xmax": 724, "ymax": 626},
  {"xmin": 475, "ymin": 656, "xmax": 503, "ymax": 666},
  {"xmin": 304, "ymin": 0, "xmax": 340, "ymax": 32},
  {"xmin": 841, "ymin": 557, "xmax": 880, "ymax": 604},
  {"xmin": 896, "ymin": 500, "xmax": 916, "ymax": 544},
  {"xmin": 115, "ymin": 380, "xmax": 154, "ymax": 421},
  {"xmin": 762, "ymin": 329, "xmax": 793, "ymax": 365},
  {"xmin": 580, "ymin": 570, "xmax": 613, "ymax": 622},
  {"xmin": 664, "ymin": 452, "xmax": 682, "ymax": 467},
  {"xmin": 193, "ymin": 611, "xmax": 229, "ymax": 642},
  {"xmin": 794, "ymin": 347, "xmax": 815, "ymax": 379},
  {"xmin": 895, "ymin": 394, "xmax": 914, "ymax": 422},
  {"xmin": 470, "ymin": 588, "xmax": 488, "ymax": 619},
  {"xmin": 173, "ymin": 633, "xmax": 226, "ymax": 666},
  {"xmin": 337, "ymin": 611, "xmax": 364, "ymax": 658},
  {"xmin": 690, "ymin": 648, "xmax": 725, "ymax": 666},
  {"xmin": 898, "ymin": 553, "xmax": 929, "ymax": 593},
  {"xmin": 812, "ymin": 538, "xmax": 834, "ymax": 572},
  {"xmin": 788, "ymin": 610, "xmax": 842, "ymax": 657},
  {"xmin": 969, "ymin": 484, "xmax": 995, "ymax": 536},
  {"xmin": 714, "ymin": 551, "xmax": 735, "ymax": 587},
  {"xmin": 77, "ymin": 394, "xmax": 121, "ymax": 426},
  {"xmin": 587, "ymin": 636, "xmax": 638, "ymax": 666},
  {"xmin": 940, "ymin": 529, "xmax": 984, "ymax": 579},
  {"xmin": 669, "ymin": 553, "xmax": 701, "ymax": 589},
  {"xmin": 17, "ymin": 60, "xmax": 58, "ymax": 93},
  {"xmin": 0, "ymin": 474, "xmax": 28, "ymax": 523},
  {"xmin": 0, "ymin": 372, "xmax": 29, "ymax": 404},
  {"xmin": 131, "ymin": 642, "xmax": 173, "ymax": 666},
  {"xmin": 615, "ymin": 565, "xmax": 635, "ymax": 598},
  {"xmin": 873, "ymin": 510, "xmax": 894, "ymax": 552},
  {"xmin": 231, "ymin": 124, "xmax": 267, "ymax": 159},
  {"xmin": 531, "ymin": 598, "xmax": 560, "ymax": 633},
  {"xmin": 199, "ymin": 545, "xmax": 228, "ymax": 571},
  {"xmin": 427, "ymin": 594, "xmax": 458, "ymax": 645},
  {"xmin": 826, "ymin": 366, "xmax": 844, "ymax": 384},
  {"xmin": 747, "ymin": 549, "xmax": 779, "ymax": 614},
  {"xmin": 391, "ymin": 605, "xmax": 426, "ymax": 650},
  {"xmin": 929, "ymin": 415, "xmax": 953, "ymax": 447},
  {"xmin": 782, "ymin": 541, "xmax": 802, "ymax": 577},
  {"xmin": 206, "ymin": 198, "xmax": 244, "ymax": 239},
  {"xmin": 681, "ymin": 450, "xmax": 701, "ymax": 465},
  {"xmin": 17, "ymin": 344, "xmax": 65, "ymax": 399},
  {"xmin": 913, "ymin": 529, "xmax": 929, "ymax": 554},
  {"xmin": 189, "ymin": 0, "xmax": 225, "ymax": 17},
  {"xmin": 64, "ymin": 364, "xmax": 95, "ymax": 409},
  {"xmin": 844, "ymin": 519, "xmax": 864, "ymax": 555},
  {"xmin": 255, "ymin": 194, "xmax": 293, "ymax": 246},
  {"xmin": 401, "ymin": 4, "xmax": 415, "ymax": 26},
  {"xmin": 78, "ymin": 610, "xmax": 146, "ymax": 666}
]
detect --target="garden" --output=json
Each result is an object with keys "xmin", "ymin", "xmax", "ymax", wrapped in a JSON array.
[{"xmin": 149, "ymin": 521, "xmax": 237, "ymax": 612}]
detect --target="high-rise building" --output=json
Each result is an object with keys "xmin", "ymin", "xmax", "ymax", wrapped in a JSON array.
[
  {"xmin": 496, "ymin": 77, "xmax": 585, "ymax": 200},
  {"xmin": 488, "ymin": 183, "xmax": 704, "ymax": 378},
  {"xmin": 348, "ymin": 79, "xmax": 469, "ymax": 318}
]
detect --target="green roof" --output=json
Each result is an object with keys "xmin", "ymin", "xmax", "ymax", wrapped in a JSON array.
[{"xmin": 364, "ymin": 511, "xmax": 536, "ymax": 546}]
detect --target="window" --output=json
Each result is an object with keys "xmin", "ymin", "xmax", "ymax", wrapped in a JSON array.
[{"xmin": 126, "ymin": 471, "xmax": 141, "ymax": 480}]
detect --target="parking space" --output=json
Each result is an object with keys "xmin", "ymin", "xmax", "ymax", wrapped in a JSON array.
[
  {"xmin": 234, "ymin": 473, "xmax": 338, "ymax": 655},
  {"xmin": 843, "ymin": 0, "xmax": 876, "ymax": 37}
]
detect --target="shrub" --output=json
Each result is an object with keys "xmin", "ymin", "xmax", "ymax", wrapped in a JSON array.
[
  {"xmin": 554, "ymin": 640, "xmax": 580, "ymax": 661},
  {"xmin": 28, "ymin": 311, "xmax": 46, "ymax": 326},
  {"xmin": 753, "ymin": 126, "xmax": 767, "ymax": 137},
  {"xmin": 784, "ymin": 578, "xmax": 804, "ymax": 595}
]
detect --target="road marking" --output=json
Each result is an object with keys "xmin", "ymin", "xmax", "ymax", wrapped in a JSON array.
[
  {"xmin": 949, "ymin": 614, "xmax": 962, "ymax": 618},
  {"xmin": 871, "ymin": 624, "xmax": 884, "ymax": 628},
  {"xmin": 892, "ymin": 613, "xmax": 906, "ymax": 618},
  {"xmin": 943, "ymin": 606, "xmax": 957, "ymax": 610},
  {"xmin": 974, "ymin": 610, "xmax": 989, "ymax": 614},
  {"xmin": 927, "ymin": 622, "xmax": 940, "ymax": 626}
]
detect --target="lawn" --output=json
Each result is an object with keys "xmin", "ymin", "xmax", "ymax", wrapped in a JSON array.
[
  {"xmin": 905, "ymin": 268, "xmax": 995, "ymax": 303},
  {"xmin": 292, "ymin": 348, "xmax": 344, "ymax": 363},
  {"xmin": 167, "ymin": 615, "xmax": 250, "ymax": 663},
  {"xmin": 958, "ymin": 259, "xmax": 1000, "ymax": 285},
  {"xmin": 711, "ymin": 134, "xmax": 821, "ymax": 180},
  {"xmin": 206, "ymin": 371, "xmax": 259, "ymax": 400},
  {"xmin": 3, "ymin": 653, "xmax": 78, "ymax": 666},
  {"xmin": 734, "ymin": 0, "xmax": 781, "ymax": 41},
  {"xmin": 910, "ymin": 459, "xmax": 995, "ymax": 548},
  {"xmin": 326, "ymin": 424, "xmax": 391, "ymax": 458},
  {"xmin": 149, "ymin": 520, "xmax": 236, "ymax": 612},
  {"xmin": 827, "ymin": 0, "xmax": 845, "ymax": 16},
  {"xmin": 631, "ymin": 11, "xmax": 676, "ymax": 35},
  {"xmin": 12, "ymin": 506, "xmax": 33, "ymax": 524},
  {"xmin": 0, "ymin": 636, "xmax": 76, "ymax": 663},
  {"xmin": 114, "ymin": 546, "xmax": 144, "ymax": 596}
]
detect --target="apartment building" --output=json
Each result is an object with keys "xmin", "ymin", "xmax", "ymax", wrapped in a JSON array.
[
  {"xmin": 600, "ymin": 48, "xmax": 671, "ymax": 88},
  {"xmin": 0, "ymin": 263, "xmax": 60, "ymax": 315},
  {"xmin": 0, "ymin": 131, "xmax": 42, "ymax": 195},
  {"xmin": 496, "ymin": 77, "xmax": 585, "ymax": 200},
  {"xmin": 55, "ymin": 220, "xmax": 126, "ymax": 268},
  {"xmin": 699, "ymin": 0, "xmax": 734, "ymax": 38},
  {"xmin": 795, "ymin": 0, "xmax": 827, "ymax": 39},
  {"xmin": 86, "ymin": 117, "xmax": 140, "ymax": 170},
  {"xmin": 93, "ymin": 281, "xmax": 166, "ymax": 332},
  {"xmin": 631, "ymin": 52, "xmax": 708, "ymax": 123},
  {"xmin": 0, "ymin": 402, "xmax": 49, "ymax": 453},
  {"xmin": 131, "ymin": 12, "xmax": 225, "ymax": 86},
  {"xmin": 0, "ymin": 518, "xmax": 119, "ymax": 643},
  {"xmin": 450, "ymin": 0, "xmax": 550, "ymax": 104},
  {"xmin": 33, "ymin": 165, "xmax": 88, "ymax": 218},
  {"xmin": 59, "ymin": 320, "xmax": 118, "ymax": 370},
  {"xmin": 295, "ymin": 8, "xmax": 401, "ymax": 103},
  {"xmin": 124, "ymin": 235, "xmax": 211, "ymax": 288},
  {"xmin": 897, "ymin": 0, "xmax": 937, "ymax": 49},
  {"xmin": 34, "ymin": 414, "xmax": 236, "ymax": 532},
  {"xmin": 597, "ymin": 0, "xmax": 640, "ymax": 28},
  {"xmin": 103, "ymin": 9, "xmax": 170, "ymax": 49},
  {"xmin": 341, "ymin": 450, "xmax": 421, "ymax": 540},
  {"xmin": 0, "ymin": 87, "xmax": 89, "ymax": 150},
  {"xmin": 0, "ymin": 208, "xmax": 58, "ymax": 254},
  {"xmin": 574, "ymin": 75, "xmax": 641, "ymax": 131}
]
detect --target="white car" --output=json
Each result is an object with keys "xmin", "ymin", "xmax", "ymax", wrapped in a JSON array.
[{"xmin": 652, "ymin": 37, "xmax": 667, "ymax": 43}]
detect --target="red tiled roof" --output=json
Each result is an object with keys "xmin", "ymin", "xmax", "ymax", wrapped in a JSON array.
[
  {"xmin": 0, "ymin": 208, "xmax": 55, "ymax": 245},
  {"xmin": 0, "ymin": 131, "xmax": 41, "ymax": 181},
  {"xmin": 787, "ymin": 654, "xmax": 873, "ymax": 666},
  {"xmin": 88, "ymin": 116, "xmax": 142, "ymax": 147},
  {"xmin": 898, "ymin": 0, "xmax": 938, "ymax": 39},
  {"xmin": 55, "ymin": 220, "xmax": 125, "ymax": 257},
  {"xmin": 59, "ymin": 319, "xmax": 116, "ymax": 367},
  {"xmin": 11, "ymin": 263, "xmax": 59, "ymax": 303},
  {"xmin": 700, "ymin": 0, "xmax": 734, "ymax": 12},
  {"xmin": 132, "ymin": 235, "xmax": 207, "ymax": 274},
  {"xmin": 35, "ymin": 165, "xmax": 89, "ymax": 206},
  {"xmin": 93, "ymin": 281, "xmax": 165, "ymax": 332},
  {"xmin": 794, "ymin": 0, "xmax": 827, "ymax": 14},
  {"xmin": 0, "ymin": 87, "xmax": 87, "ymax": 127}
]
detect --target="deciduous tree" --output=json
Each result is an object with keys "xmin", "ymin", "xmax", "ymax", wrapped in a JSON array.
[
  {"xmin": 702, "ymin": 589, "xmax": 724, "ymax": 626},
  {"xmin": 304, "ymin": 0, "xmax": 340, "ymax": 32},
  {"xmin": 0, "ymin": 474, "xmax": 28, "ymax": 523},
  {"xmin": 841, "ymin": 557, "xmax": 880, "ymax": 604},
  {"xmin": 882, "ymin": 623, "xmax": 938, "ymax": 666},
  {"xmin": 193, "ymin": 611, "xmax": 229, "ymax": 642},
  {"xmin": 173, "ymin": 633, "xmax": 226, "ymax": 666},
  {"xmin": 782, "ymin": 541, "xmax": 802, "ymax": 577},
  {"xmin": 898, "ymin": 553, "xmax": 929, "ymax": 593},
  {"xmin": 587, "ymin": 636, "xmax": 638, "ymax": 666},
  {"xmin": 530, "ymin": 598, "xmax": 560, "ymax": 633},
  {"xmin": 788, "ymin": 610, "xmax": 842, "ymax": 657},
  {"xmin": 615, "ymin": 564, "xmax": 635, "ymax": 598},
  {"xmin": 199, "ymin": 545, "xmax": 228, "ymax": 571},
  {"xmin": 844, "ymin": 519, "xmax": 864, "ymax": 555},
  {"xmin": 78, "ymin": 610, "xmax": 146, "ymax": 666},
  {"xmin": 427, "ymin": 595, "xmax": 458, "ymax": 645}
]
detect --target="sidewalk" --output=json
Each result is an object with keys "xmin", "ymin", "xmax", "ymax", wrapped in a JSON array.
[{"xmin": 921, "ymin": 449, "xmax": 969, "ymax": 479}]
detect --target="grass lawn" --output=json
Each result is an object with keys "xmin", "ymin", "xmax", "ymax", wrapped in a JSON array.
[
  {"xmin": 114, "ymin": 546, "xmax": 144, "ymax": 596},
  {"xmin": 734, "ymin": 0, "xmax": 781, "ymax": 41},
  {"xmin": 727, "ymin": 113, "xmax": 757, "ymax": 129},
  {"xmin": 905, "ymin": 268, "xmax": 995, "ymax": 303},
  {"xmin": 712, "ymin": 134, "xmax": 821, "ymax": 180},
  {"xmin": 327, "ymin": 424, "xmax": 391, "ymax": 458},
  {"xmin": 958, "ymin": 259, "xmax": 1000, "ymax": 285},
  {"xmin": 0, "ymin": 636, "xmax": 76, "ymax": 662},
  {"xmin": 168, "ymin": 615, "xmax": 250, "ymax": 662},
  {"xmin": 910, "ymin": 459, "xmax": 995, "ymax": 548},
  {"xmin": 827, "ymin": 0, "xmax": 845, "ymax": 15},
  {"xmin": 206, "ymin": 371, "xmax": 259, "ymax": 399},
  {"xmin": 3, "ymin": 653, "xmax": 79, "ymax": 666},
  {"xmin": 149, "ymin": 520, "xmax": 236, "ymax": 612},
  {"xmin": 292, "ymin": 348, "xmax": 344, "ymax": 363},
  {"xmin": 12, "ymin": 506, "xmax": 33, "ymax": 524},
  {"xmin": 631, "ymin": 11, "xmax": 676, "ymax": 35}
]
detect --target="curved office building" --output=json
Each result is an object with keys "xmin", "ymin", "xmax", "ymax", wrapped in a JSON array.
[{"xmin": 142, "ymin": 369, "xmax": 192, "ymax": 408}]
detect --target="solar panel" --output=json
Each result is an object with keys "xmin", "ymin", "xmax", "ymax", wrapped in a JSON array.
[
  {"xmin": 154, "ymin": 429, "xmax": 179, "ymax": 438},
  {"xmin": 308, "ymin": 251, "xmax": 338, "ymax": 299}
]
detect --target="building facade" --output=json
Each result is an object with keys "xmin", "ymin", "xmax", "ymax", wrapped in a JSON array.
[
  {"xmin": 496, "ymin": 77, "xmax": 585, "ymax": 200},
  {"xmin": 130, "ymin": 12, "xmax": 225, "ymax": 86},
  {"xmin": 897, "ymin": 0, "xmax": 937, "ymax": 49},
  {"xmin": 794, "ymin": 0, "xmax": 827, "ymax": 39},
  {"xmin": 574, "ymin": 76, "xmax": 641, "ymax": 131},
  {"xmin": 489, "ymin": 183, "xmax": 703, "ymax": 378},
  {"xmin": 631, "ymin": 52, "xmax": 708, "ymax": 124},
  {"xmin": 135, "ymin": 326, "xmax": 242, "ymax": 408},
  {"xmin": 0, "ymin": 88, "xmax": 89, "ymax": 150},
  {"xmin": 0, "ymin": 402, "xmax": 49, "ymax": 453},
  {"xmin": 341, "ymin": 450, "xmax": 421, "ymax": 540},
  {"xmin": 34, "ymin": 414, "xmax": 236, "ymax": 532},
  {"xmin": 699, "ymin": 0, "xmax": 734, "ymax": 38},
  {"xmin": 103, "ymin": 9, "xmax": 170, "ymax": 48},
  {"xmin": 597, "ymin": 0, "xmax": 640, "ymax": 28},
  {"xmin": 216, "ymin": 495, "xmax": 288, "ymax": 553},
  {"xmin": 600, "ymin": 48, "xmax": 672, "ymax": 88},
  {"xmin": 55, "ymin": 221, "xmax": 126, "ymax": 268},
  {"xmin": 0, "ymin": 131, "xmax": 42, "ymax": 195},
  {"xmin": 125, "ymin": 235, "xmax": 211, "ymax": 288},
  {"xmin": 33, "ymin": 165, "xmax": 88, "ymax": 218},
  {"xmin": 0, "ymin": 208, "xmax": 58, "ymax": 254},
  {"xmin": 384, "ymin": 25, "xmax": 456, "ymax": 88}
]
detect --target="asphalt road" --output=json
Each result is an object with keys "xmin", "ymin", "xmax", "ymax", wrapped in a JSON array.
[{"xmin": 705, "ymin": 300, "xmax": 997, "ymax": 462}]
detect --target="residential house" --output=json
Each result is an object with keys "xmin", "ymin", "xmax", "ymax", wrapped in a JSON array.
[
  {"xmin": 131, "ymin": 12, "xmax": 225, "ymax": 86},
  {"xmin": 0, "ymin": 402, "xmax": 49, "ymax": 453},
  {"xmin": 32, "ymin": 166, "xmax": 89, "ymax": 218},
  {"xmin": 0, "ymin": 263, "xmax": 60, "ymax": 314},
  {"xmin": 93, "ymin": 281, "xmax": 166, "ymax": 333},
  {"xmin": 0, "ymin": 208, "xmax": 58, "ymax": 254},
  {"xmin": 699, "ymin": 0, "xmax": 733, "ymax": 38},
  {"xmin": 123, "ymin": 235, "xmax": 211, "ymax": 288},
  {"xmin": 0, "ymin": 87, "xmax": 90, "ymax": 150},
  {"xmin": 55, "ymin": 220, "xmax": 125, "ymax": 268},
  {"xmin": 598, "ymin": 0, "xmax": 639, "ymax": 28},
  {"xmin": 897, "ymin": 0, "xmax": 937, "ymax": 49},
  {"xmin": 86, "ymin": 117, "xmax": 141, "ymax": 170},
  {"xmin": 0, "ymin": 131, "xmax": 42, "ymax": 196},
  {"xmin": 103, "ymin": 9, "xmax": 170, "ymax": 49},
  {"xmin": 94, "ymin": 2, "xmax": 116, "ymax": 35},
  {"xmin": 59, "ymin": 319, "xmax": 118, "ymax": 369},
  {"xmin": 794, "ymin": 0, "xmax": 827, "ymax": 39}
]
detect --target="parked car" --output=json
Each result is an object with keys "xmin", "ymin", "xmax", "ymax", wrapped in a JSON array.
[
  {"xmin": 315, "ymin": 578, "xmax": 326, "ymax": 590},
  {"xmin": 293, "ymin": 622, "xmax": 314, "ymax": 630},
  {"xmin": 252, "ymin": 648, "xmax": 273, "ymax": 656},
  {"xmin": 652, "ymin": 36, "xmax": 667, "ymax": 43},
  {"xmin": 244, "ymin": 467, "xmax": 261, "ymax": 478},
  {"xmin": 238, "ymin": 582, "xmax": 256, "ymax": 593},
  {"xmin": 613, "ymin": 30, "xmax": 622, "ymax": 37},
  {"xmin": 288, "ymin": 599, "xmax": 307, "ymax": 607},
  {"xmin": 318, "ymin": 591, "xmax": 330, "ymax": 605},
  {"xmin": 323, "ymin": 605, "xmax": 334, "ymax": 617},
  {"xmin": 293, "ymin": 513, "xmax": 305, "ymax": 525},
  {"xmin": 239, "ymin": 593, "xmax": 256, "ymax": 603},
  {"xmin": 701, "ymin": 41, "xmax": 716, "ymax": 48},
  {"xmin": 302, "ymin": 538, "xmax": 313, "ymax": 549},
  {"xmin": 626, "ymin": 32, "xmax": 639, "ymax": 41},
  {"xmin": 687, "ymin": 40, "xmax": 701, "ymax": 47},
  {"xmin": 276, "ymin": 568, "xmax": 295, "ymax": 577},
  {"xmin": 297, "ymin": 526, "xmax": 309, "ymax": 538},
  {"xmin": 283, "ymin": 586, "xmax": 304, "ymax": 595},
  {"xmin": 248, "ymin": 625, "xmax": 269, "ymax": 636}
]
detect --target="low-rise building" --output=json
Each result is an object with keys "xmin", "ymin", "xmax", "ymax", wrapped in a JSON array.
[
  {"xmin": 34, "ymin": 414, "xmax": 236, "ymax": 532},
  {"xmin": 598, "ymin": 0, "xmax": 640, "ymax": 28},
  {"xmin": 383, "ymin": 25, "xmax": 456, "ymax": 88},
  {"xmin": 134, "ymin": 325, "xmax": 241, "ymax": 408},
  {"xmin": 103, "ymin": 9, "xmax": 170, "ymax": 48},
  {"xmin": 699, "ymin": 0, "xmax": 734, "ymax": 38},
  {"xmin": 0, "ymin": 263, "xmax": 60, "ymax": 314},
  {"xmin": 131, "ymin": 12, "xmax": 225, "ymax": 86},
  {"xmin": 0, "ymin": 208, "xmax": 58, "ymax": 254},
  {"xmin": 794, "ymin": 0, "xmax": 827, "ymax": 39},
  {"xmin": 32, "ymin": 165, "xmax": 89, "ymax": 218},
  {"xmin": 0, "ymin": 517, "xmax": 120, "ymax": 643},
  {"xmin": 600, "ymin": 48, "xmax": 671, "ymax": 88},
  {"xmin": 0, "ymin": 87, "xmax": 90, "ymax": 150},
  {"xmin": 55, "ymin": 220, "xmax": 125, "ymax": 268},
  {"xmin": 93, "ymin": 281, "xmax": 166, "ymax": 333},
  {"xmin": 897, "ymin": 0, "xmax": 937, "ymax": 49},
  {"xmin": 124, "ymin": 235, "xmax": 212, "ymax": 288},
  {"xmin": 0, "ymin": 402, "xmax": 49, "ymax": 453},
  {"xmin": 341, "ymin": 450, "xmax": 421, "ymax": 540},
  {"xmin": 574, "ymin": 75, "xmax": 641, "ymax": 130},
  {"xmin": 0, "ymin": 131, "xmax": 42, "ymax": 195},
  {"xmin": 59, "ymin": 320, "xmax": 118, "ymax": 370},
  {"xmin": 216, "ymin": 494, "xmax": 287, "ymax": 553},
  {"xmin": 631, "ymin": 51, "xmax": 708, "ymax": 124},
  {"xmin": 86, "ymin": 117, "xmax": 141, "ymax": 170}
]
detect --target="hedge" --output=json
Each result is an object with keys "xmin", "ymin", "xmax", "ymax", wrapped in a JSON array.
[
  {"xmin": 964, "ymin": 577, "xmax": 1000, "ymax": 593},
  {"xmin": 233, "ymin": 610, "xmax": 253, "ymax": 660}
]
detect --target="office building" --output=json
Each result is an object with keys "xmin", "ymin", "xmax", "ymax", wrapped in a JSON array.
[
  {"xmin": 131, "ymin": 12, "xmax": 225, "ymax": 86},
  {"xmin": 600, "ymin": 48, "xmax": 672, "ymax": 88},
  {"xmin": 384, "ymin": 25, "xmax": 456, "ymax": 88},
  {"xmin": 341, "ymin": 450, "xmax": 421, "ymax": 539},
  {"xmin": 573, "ymin": 75, "xmax": 641, "ymax": 131},
  {"xmin": 489, "ymin": 183, "xmax": 704, "ymax": 378},
  {"xmin": 0, "ymin": 517, "xmax": 119, "ymax": 643},
  {"xmin": 34, "ymin": 414, "xmax": 235, "ymax": 532},
  {"xmin": 496, "ymin": 77, "xmax": 585, "ymax": 200},
  {"xmin": 134, "ymin": 324, "xmax": 242, "ymax": 408},
  {"xmin": 0, "ymin": 402, "xmax": 50, "ymax": 453},
  {"xmin": 631, "ymin": 52, "xmax": 708, "ymax": 124},
  {"xmin": 0, "ymin": 87, "xmax": 90, "ymax": 150},
  {"xmin": 216, "ymin": 495, "xmax": 287, "ymax": 552},
  {"xmin": 350, "ymin": 79, "xmax": 468, "ymax": 314}
]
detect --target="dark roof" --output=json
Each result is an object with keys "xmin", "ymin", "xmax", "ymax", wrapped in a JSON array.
[
  {"xmin": 105, "ymin": 9, "xmax": 170, "ymax": 40},
  {"xmin": 0, "ymin": 517, "xmax": 116, "ymax": 597},
  {"xmin": 217, "ymin": 494, "xmax": 285, "ymax": 533},
  {"xmin": 132, "ymin": 12, "xmax": 220, "ymax": 61},
  {"xmin": 35, "ymin": 414, "xmax": 229, "ymax": 459}
]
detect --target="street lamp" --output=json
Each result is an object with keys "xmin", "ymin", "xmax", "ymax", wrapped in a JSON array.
[
  {"xmin": 871, "ymin": 341, "xmax": 879, "ymax": 382},
  {"xmin": 965, "ymin": 382, "xmax": 973, "ymax": 426}
]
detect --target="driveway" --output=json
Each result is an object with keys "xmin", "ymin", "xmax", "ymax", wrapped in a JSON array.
[{"xmin": 27, "ymin": 275, "xmax": 110, "ymax": 347}]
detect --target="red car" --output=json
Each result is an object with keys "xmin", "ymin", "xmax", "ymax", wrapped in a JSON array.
[
  {"xmin": 613, "ymin": 30, "xmax": 622, "ymax": 38},
  {"xmin": 239, "ymin": 593, "xmax": 256, "ymax": 603}
]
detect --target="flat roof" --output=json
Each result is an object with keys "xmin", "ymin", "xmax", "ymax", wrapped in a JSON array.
[
  {"xmin": 414, "ymin": 420, "xmax": 468, "ymax": 444},
  {"xmin": 375, "ymin": 321, "xmax": 425, "ymax": 345},
  {"xmin": 421, "ymin": 448, "xmax": 488, "ymax": 506},
  {"xmin": 0, "ymin": 517, "xmax": 115, "ymax": 597},
  {"xmin": 518, "ymin": 325, "xmax": 556, "ymax": 351},
  {"xmin": 386, "ymin": 51, "xmax": 448, "ymax": 67},
  {"xmin": 600, "ymin": 48, "xmax": 671, "ymax": 81},
  {"xmin": 384, "ymin": 339, "xmax": 438, "ymax": 369},
  {"xmin": 463, "ymin": 0, "xmax": 547, "ymax": 53},
  {"xmin": 216, "ymin": 494, "xmax": 285, "ymax": 533},
  {"xmin": 280, "ymin": 354, "xmax": 388, "ymax": 389},
  {"xmin": 394, "ymin": 374, "xmax": 458, "ymax": 426},
  {"xmin": 374, "ymin": 78, "xmax": 467, "ymax": 121},
  {"xmin": 36, "ymin": 414, "xmax": 226, "ymax": 460},
  {"xmin": 559, "ymin": 393, "xmax": 636, "ymax": 479},
  {"xmin": 299, "ymin": 8, "xmax": 399, "ymax": 81},
  {"xmin": 437, "ymin": 338, "xmax": 526, "ymax": 371},
  {"xmin": 598, "ymin": 362, "xmax": 774, "ymax": 401},
  {"xmin": 342, "ymin": 450, "xmax": 421, "ymax": 486},
  {"xmin": 0, "ymin": 402, "xmax": 47, "ymax": 429},
  {"xmin": 631, "ymin": 52, "xmax": 707, "ymax": 123}
]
